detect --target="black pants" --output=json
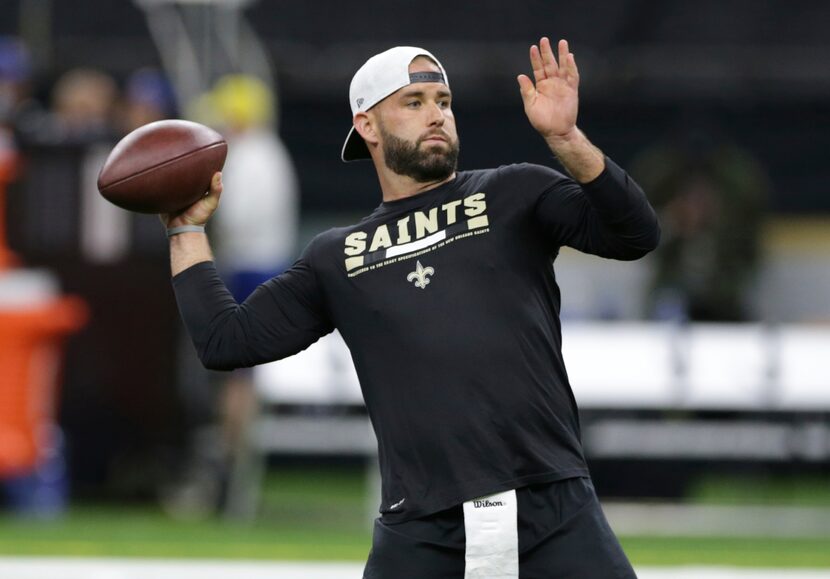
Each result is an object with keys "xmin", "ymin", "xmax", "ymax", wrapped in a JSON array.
[{"xmin": 363, "ymin": 477, "xmax": 636, "ymax": 579}]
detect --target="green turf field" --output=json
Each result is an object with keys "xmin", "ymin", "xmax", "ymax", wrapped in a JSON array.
[
  {"xmin": 1, "ymin": 465, "xmax": 829, "ymax": 567},
  {"xmin": 689, "ymin": 474, "xmax": 830, "ymax": 507}
]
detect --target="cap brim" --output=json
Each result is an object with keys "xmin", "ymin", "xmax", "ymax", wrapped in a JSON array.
[{"xmin": 341, "ymin": 126, "xmax": 371, "ymax": 162}]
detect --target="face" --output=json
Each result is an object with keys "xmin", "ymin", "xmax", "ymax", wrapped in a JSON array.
[{"xmin": 371, "ymin": 57, "xmax": 459, "ymax": 182}]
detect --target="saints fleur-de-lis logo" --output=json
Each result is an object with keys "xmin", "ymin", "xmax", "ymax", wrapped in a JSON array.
[{"xmin": 407, "ymin": 261, "xmax": 434, "ymax": 289}]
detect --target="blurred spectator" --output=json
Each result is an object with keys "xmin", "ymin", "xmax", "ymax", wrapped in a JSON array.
[
  {"xmin": 47, "ymin": 68, "xmax": 127, "ymax": 263},
  {"xmin": 166, "ymin": 74, "xmax": 299, "ymax": 520},
  {"xmin": 50, "ymin": 68, "xmax": 118, "ymax": 143},
  {"xmin": 0, "ymin": 36, "xmax": 35, "ymax": 200},
  {"xmin": 119, "ymin": 67, "xmax": 177, "ymax": 133},
  {"xmin": 210, "ymin": 74, "xmax": 298, "ymax": 279},
  {"xmin": 0, "ymin": 36, "xmax": 33, "ymax": 129},
  {"xmin": 0, "ymin": 37, "xmax": 31, "ymax": 262},
  {"xmin": 1, "ymin": 40, "xmax": 89, "ymax": 518},
  {"xmin": 632, "ymin": 120, "xmax": 770, "ymax": 322}
]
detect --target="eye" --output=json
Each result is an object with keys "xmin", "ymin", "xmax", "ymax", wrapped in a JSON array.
[
  {"xmin": 438, "ymin": 99, "xmax": 451, "ymax": 109},
  {"xmin": 406, "ymin": 100, "xmax": 421, "ymax": 109}
]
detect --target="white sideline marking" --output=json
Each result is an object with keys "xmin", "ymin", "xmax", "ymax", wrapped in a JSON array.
[{"xmin": 0, "ymin": 559, "xmax": 829, "ymax": 579}]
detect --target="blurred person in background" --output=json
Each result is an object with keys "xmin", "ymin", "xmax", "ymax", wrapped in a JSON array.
[
  {"xmin": 0, "ymin": 36, "xmax": 31, "ymax": 511},
  {"xmin": 0, "ymin": 39, "xmax": 87, "ymax": 519},
  {"xmin": 164, "ymin": 74, "xmax": 299, "ymax": 520},
  {"xmin": 0, "ymin": 35, "xmax": 47, "ymax": 149},
  {"xmin": 162, "ymin": 38, "xmax": 657, "ymax": 577},
  {"xmin": 632, "ymin": 119, "xmax": 769, "ymax": 322},
  {"xmin": 0, "ymin": 36, "xmax": 32, "ymax": 137},
  {"xmin": 0, "ymin": 36, "xmax": 36, "ymax": 210},
  {"xmin": 49, "ymin": 68, "xmax": 118, "ymax": 144},
  {"xmin": 119, "ymin": 67, "xmax": 177, "ymax": 134},
  {"xmin": 209, "ymin": 74, "xmax": 299, "ymax": 298},
  {"xmin": 209, "ymin": 74, "xmax": 299, "ymax": 520},
  {"xmin": 0, "ymin": 36, "xmax": 30, "ymax": 260}
]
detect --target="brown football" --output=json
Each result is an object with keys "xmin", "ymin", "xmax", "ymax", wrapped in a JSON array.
[{"xmin": 97, "ymin": 119, "xmax": 227, "ymax": 214}]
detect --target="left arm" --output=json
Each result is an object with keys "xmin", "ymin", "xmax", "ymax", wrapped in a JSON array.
[
  {"xmin": 534, "ymin": 159, "xmax": 661, "ymax": 260},
  {"xmin": 518, "ymin": 37, "xmax": 660, "ymax": 258},
  {"xmin": 517, "ymin": 38, "xmax": 604, "ymax": 183}
]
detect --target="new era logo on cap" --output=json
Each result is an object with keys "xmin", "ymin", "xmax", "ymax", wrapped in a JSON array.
[{"xmin": 341, "ymin": 46, "xmax": 449, "ymax": 162}]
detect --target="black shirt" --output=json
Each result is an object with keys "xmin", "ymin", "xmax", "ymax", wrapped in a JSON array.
[{"xmin": 172, "ymin": 157, "xmax": 660, "ymax": 522}]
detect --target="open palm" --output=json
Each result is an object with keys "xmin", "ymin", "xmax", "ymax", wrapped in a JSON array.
[{"xmin": 517, "ymin": 38, "xmax": 580, "ymax": 141}]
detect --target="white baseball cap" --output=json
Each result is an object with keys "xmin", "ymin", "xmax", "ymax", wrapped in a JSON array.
[{"xmin": 341, "ymin": 46, "xmax": 449, "ymax": 162}]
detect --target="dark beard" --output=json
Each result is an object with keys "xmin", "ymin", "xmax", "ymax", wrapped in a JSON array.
[{"xmin": 380, "ymin": 125, "xmax": 459, "ymax": 183}]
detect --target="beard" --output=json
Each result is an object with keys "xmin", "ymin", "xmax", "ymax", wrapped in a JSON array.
[{"xmin": 379, "ymin": 122, "xmax": 460, "ymax": 183}]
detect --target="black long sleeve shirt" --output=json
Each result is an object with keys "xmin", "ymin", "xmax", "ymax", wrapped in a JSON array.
[{"xmin": 173, "ymin": 157, "xmax": 660, "ymax": 522}]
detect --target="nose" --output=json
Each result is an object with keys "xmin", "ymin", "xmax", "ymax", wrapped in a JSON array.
[{"xmin": 426, "ymin": 101, "xmax": 445, "ymax": 126}]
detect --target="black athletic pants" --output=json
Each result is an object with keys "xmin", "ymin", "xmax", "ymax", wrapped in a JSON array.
[{"xmin": 363, "ymin": 477, "xmax": 637, "ymax": 579}]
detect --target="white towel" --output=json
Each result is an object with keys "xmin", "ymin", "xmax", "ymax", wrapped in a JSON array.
[{"xmin": 463, "ymin": 489, "xmax": 519, "ymax": 578}]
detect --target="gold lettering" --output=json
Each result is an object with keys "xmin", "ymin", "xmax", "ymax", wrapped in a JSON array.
[
  {"xmin": 467, "ymin": 215, "xmax": 489, "ymax": 229},
  {"xmin": 345, "ymin": 256, "xmax": 365, "ymax": 270},
  {"xmin": 396, "ymin": 216, "xmax": 412, "ymax": 244},
  {"xmin": 463, "ymin": 192, "xmax": 486, "ymax": 217},
  {"xmin": 441, "ymin": 199, "xmax": 462, "ymax": 225},
  {"xmin": 414, "ymin": 208, "xmax": 439, "ymax": 238},
  {"xmin": 344, "ymin": 231, "xmax": 367, "ymax": 256},
  {"xmin": 369, "ymin": 224, "xmax": 393, "ymax": 252}
]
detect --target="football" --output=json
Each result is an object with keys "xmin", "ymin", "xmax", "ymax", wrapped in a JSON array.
[{"xmin": 97, "ymin": 119, "xmax": 227, "ymax": 214}]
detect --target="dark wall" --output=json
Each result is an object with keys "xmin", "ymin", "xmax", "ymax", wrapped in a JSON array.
[
  {"xmin": 281, "ymin": 96, "xmax": 830, "ymax": 214},
  {"xmin": 4, "ymin": 1, "xmax": 828, "ymax": 215},
  {"xmin": 3, "ymin": 1, "xmax": 830, "ymax": 215}
]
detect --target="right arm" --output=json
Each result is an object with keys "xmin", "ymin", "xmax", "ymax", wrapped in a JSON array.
[
  {"xmin": 163, "ymin": 173, "xmax": 334, "ymax": 371},
  {"xmin": 162, "ymin": 172, "xmax": 223, "ymax": 276}
]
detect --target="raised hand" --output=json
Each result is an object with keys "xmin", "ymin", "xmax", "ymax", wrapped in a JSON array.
[{"xmin": 517, "ymin": 38, "xmax": 580, "ymax": 142}]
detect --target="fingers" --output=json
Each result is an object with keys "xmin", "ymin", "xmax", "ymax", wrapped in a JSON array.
[
  {"xmin": 539, "ymin": 37, "xmax": 559, "ymax": 78},
  {"xmin": 201, "ymin": 171, "xmax": 222, "ymax": 212},
  {"xmin": 529, "ymin": 40, "xmax": 555, "ymax": 83},
  {"xmin": 560, "ymin": 40, "xmax": 579, "ymax": 81},
  {"xmin": 516, "ymin": 74, "xmax": 535, "ymax": 106},
  {"xmin": 529, "ymin": 38, "xmax": 577, "ymax": 82},
  {"xmin": 529, "ymin": 44, "xmax": 545, "ymax": 84},
  {"xmin": 209, "ymin": 171, "xmax": 223, "ymax": 197},
  {"xmin": 557, "ymin": 39, "xmax": 569, "ymax": 73}
]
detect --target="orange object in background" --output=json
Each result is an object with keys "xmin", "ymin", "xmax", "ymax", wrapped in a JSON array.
[
  {"xmin": 0, "ymin": 123, "xmax": 89, "ymax": 478},
  {"xmin": 1, "ymin": 120, "xmax": 88, "ymax": 494},
  {"xmin": 0, "ymin": 296, "xmax": 88, "ymax": 477}
]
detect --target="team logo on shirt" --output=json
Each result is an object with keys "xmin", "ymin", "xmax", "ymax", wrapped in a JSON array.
[
  {"xmin": 343, "ymin": 192, "xmax": 490, "ymax": 278},
  {"xmin": 406, "ymin": 261, "xmax": 434, "ymax": 289}
]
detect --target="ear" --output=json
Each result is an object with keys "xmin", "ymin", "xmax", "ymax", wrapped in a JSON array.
[{"xmin": 353, "ymin": 111, "xmax": 380, "ymax": 147}]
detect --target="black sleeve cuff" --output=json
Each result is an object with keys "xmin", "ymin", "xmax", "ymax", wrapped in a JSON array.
[
  {"xmin": 579, "ymin": 156, "xmax": 649, "ymax": 223},
  {"xmin": 172, "ymin": 260, "xmax": 216, "ymax": 285}
]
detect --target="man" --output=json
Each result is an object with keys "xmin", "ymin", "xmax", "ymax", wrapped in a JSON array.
[{"xmin": 163, "ymin": 38, "xmax": 659, "ymax": 578}]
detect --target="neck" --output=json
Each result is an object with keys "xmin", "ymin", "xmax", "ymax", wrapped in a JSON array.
[{"xmin": 375, "ymin": 161, "xmax": 456, "ymax": 203}]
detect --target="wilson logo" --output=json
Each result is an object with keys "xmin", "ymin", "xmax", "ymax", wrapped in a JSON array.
[{"xmin": 473, "ymin": 499, "xmax": 504, "ymax": 508}]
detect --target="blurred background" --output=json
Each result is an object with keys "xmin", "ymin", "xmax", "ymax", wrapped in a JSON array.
[{"xmin": 0, "ymin": 0, "xmax": 829, "ymax": 574}]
